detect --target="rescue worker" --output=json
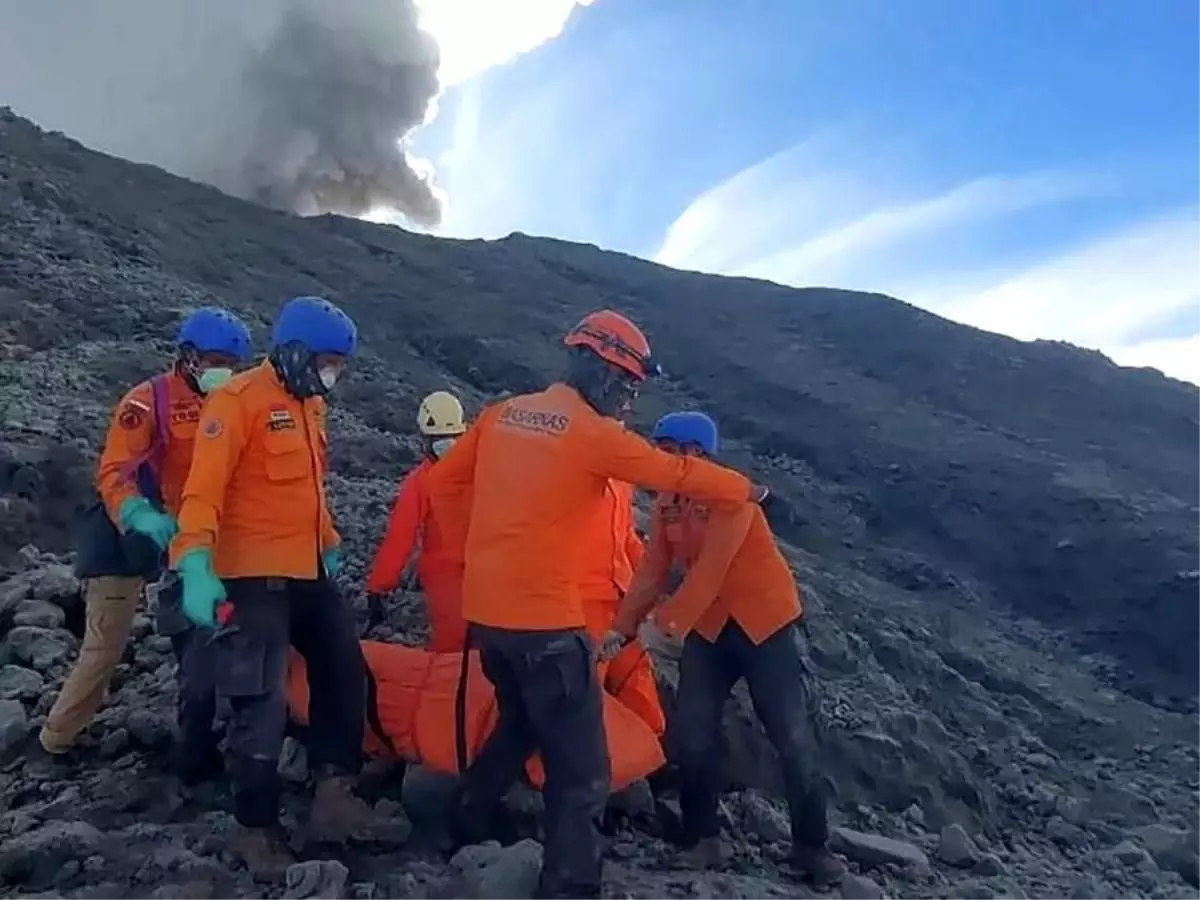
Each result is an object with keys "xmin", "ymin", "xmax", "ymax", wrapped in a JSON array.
[
  {"xmin": 364, "ymin": 390, "xmax": 470, "ymax": 651},
  {"xmin": 39, "ymin": 308, "xmax": 252, "ymax": 785},
  {"xmin": 579, "ymin": 478, "xmax": 666, "ymax": 738},
  {"xmin": 427, "ymin": 309, "xmax": 770, "ymax": 899},
  {"xmin": 169, "ymin": 296, "xmax": 388, "ymax": 878},
  {"xmin": 602, "ymin": 411, "xmax": 847, "ymax": 886}
]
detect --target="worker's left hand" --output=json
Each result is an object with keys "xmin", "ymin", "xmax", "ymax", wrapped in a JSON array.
[
  {"xmin": 120, "ymin": 496, "xmax": 178, "ymax": 550},
  {"xmin": 322, "ymin": 547, "xmax": 343, "ymax": 578},
  {"xmin": 177, "ymin": 549, "xmax": 226, "ymax": 628},
  {"xmin": 598, "ymin": 629, "xmax": 631, "ymax": 662}
]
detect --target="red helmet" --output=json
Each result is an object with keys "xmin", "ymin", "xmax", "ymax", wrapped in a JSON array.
[{"xmin": 563, "ymin": 310, "xmax": 655, "ymax": 381}]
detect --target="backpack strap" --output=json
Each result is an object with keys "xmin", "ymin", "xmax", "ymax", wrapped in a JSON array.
[
  {"xmin": 149, "ymin": 373, "xmax": 171, "ymax": 456},
  {"xmin": 454, "ymin": 628, "xmax": 473, "ymax": 774},
  {"xmin": 127, "ymin": 373, "xmax": 173, "ymax": 502}
]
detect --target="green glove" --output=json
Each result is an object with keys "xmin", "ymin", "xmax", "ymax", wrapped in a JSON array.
[
  {"xmin": 119, "ymin": 496, "xmax": 177, "ymax": 550},
  {"xmin": 323, "ymin": 546, "xmax": 343, "ymax": 578},
  {"xmin": 177, "ymin": 548, "xmax": 226, "ymax": 628}
]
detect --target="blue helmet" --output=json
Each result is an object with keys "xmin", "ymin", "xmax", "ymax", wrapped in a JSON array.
[
  {"xmin": 177, "ymin": 308, "xmax": 252, "ymax": 361},
  {"xmin": 271, "ymin": 296, "xmax": 358, "ymax": 355},
  {"xmin": 651, "ymin": 411, "xmax": 719, "ymax": 455}
]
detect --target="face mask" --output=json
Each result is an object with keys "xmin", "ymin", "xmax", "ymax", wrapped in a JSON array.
[
  {"xmin": 430, "ymin": 437, "xmax": 456, "ymax": 459},
  {"xmin": 318, "ymin": 367, "xmax": 341, "ymax": 391},
  {"xmin": 197, "ymin": 367, "xmax": 233, "ymax": 394}
]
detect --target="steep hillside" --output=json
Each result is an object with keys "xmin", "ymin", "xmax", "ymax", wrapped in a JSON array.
[
  {"xmin": 2, "ymin": 107, "xmax": 1195, "ymax": 710},
  {"xmin": 1, "ymin": 108, "xmax": 1198, "ymax": 900}
]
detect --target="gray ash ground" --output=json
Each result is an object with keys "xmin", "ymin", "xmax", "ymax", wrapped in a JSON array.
[{"xmin": 0, "ymin": 107, "xmax": 1197, "ymax": 898}]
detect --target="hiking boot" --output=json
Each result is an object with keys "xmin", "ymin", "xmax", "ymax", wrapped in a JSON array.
[
  {"xmin": 446, "ymin": 792, "xmax": 520, "ymax": 852},
  {"xmin": 675, "ymin": 836, "xmax": 733, "ymax": 869},
  {"xmin": 307, "ymin": 774, "xmax": 393, "ymax": 845},
  {"xmin": 24, "ymin": 730, "xmax": 79, "ymax": 775},
  {"xmin": 792, "ymin": 844, "xmax": 848, "ymax": 886},
  {"xmin": 36, "ymin": 726, "xmax": 74, "ymax": 757},
  {"xmin": 229, "ymin": 825, "xmax": 295, "ymax": 881}
]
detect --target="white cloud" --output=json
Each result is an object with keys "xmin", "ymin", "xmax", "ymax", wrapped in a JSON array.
[
  {"xmin": 652, "ymin": 138, "xmax": 1199, "ymax": 384},
  {"xmin": 740, "ymin": 171, "xmax": 1102, "ymax": 287},
  {"xmin": 652, "ymin": 137, "xmax": 1105, "ymax": 289},
  {"xmin": 653, "ymin": 130, "xmax": 875, "ymax": 274},
  {"xmin": 946, "ymin": 213, "xmax": 1198, "ymax": 342},
  {"xmin": 417, "ymin": 0, "xmax": 595, "ymax": 87},
  {"xmin": 1114, "ymin": 334, "xmax": 1200, "ymax": 384},
  {"xmin": 942, "ymin": 212, "xmax": 1200, "ymax": 383}
]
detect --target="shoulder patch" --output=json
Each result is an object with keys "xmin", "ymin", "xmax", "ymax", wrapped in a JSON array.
[
  {"xmin": 117, "ymin": 380, "xmax": 153, "ymax": 417},
  {"xmin": 118, "ymin": 405, "xmax": 146, "ymax": 430},
  {"xmin": 202, "ymin": 419, "xmax": 224, "ymax": 439}
]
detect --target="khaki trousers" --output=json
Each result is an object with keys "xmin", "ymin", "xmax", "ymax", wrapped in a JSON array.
[{"xmin": 39, "ymin": 575, "xmax": 144, "ymax": 753}]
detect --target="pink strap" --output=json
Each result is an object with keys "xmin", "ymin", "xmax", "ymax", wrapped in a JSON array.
[
  {"xmin": 149, "ymin": 374, "xmax": 170, "ymax": 454},
  {"xmin": 117, "ymin": 373, "xmax": 171, "ymax": 485}
]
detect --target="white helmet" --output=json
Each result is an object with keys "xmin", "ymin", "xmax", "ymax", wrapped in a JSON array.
[{"xmin": 417, "ymin": 391, "xmax": 466, "ymax": 437}]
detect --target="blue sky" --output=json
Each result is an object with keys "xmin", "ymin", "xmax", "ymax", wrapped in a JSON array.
[{"xmin": 410, "ymin": 0, "xmax": 1199, "ymax": 383}]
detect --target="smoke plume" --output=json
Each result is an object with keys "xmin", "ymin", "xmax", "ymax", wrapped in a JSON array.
[{"xmin": 0, "ymin": 0, "xmax": 446, "ymax": 225}]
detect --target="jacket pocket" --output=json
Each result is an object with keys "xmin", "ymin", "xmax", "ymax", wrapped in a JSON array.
[
  {"xmin": 214, "ymin": 627, "xmax": 270, "ymax": 698},
  {"xmin": 263, "ymin": 432, "xmax": 311, "ymax": 483}
]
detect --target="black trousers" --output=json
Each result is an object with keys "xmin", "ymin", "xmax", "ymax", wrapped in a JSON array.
[
  {"xmin": 215, "ymin": 576, "xmax": 366, "ymax": 828},
  {"xmin": 168, "ymin": 629, "xmax": 220, "ymax": 778},
  {"xmin": 675, "ymin": 621, "xmax": 829, "ymax": 850},
  {"xmin": 158, "ymin": 577, "xmax": 221, "ymax": 781},
  {"xmin": 462, "ymin": 625, "xmax": 611, "ymax": 899}
]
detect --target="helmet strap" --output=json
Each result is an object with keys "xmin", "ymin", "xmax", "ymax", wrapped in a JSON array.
[
  {"xmin": 270, "ymin": 343, "xmax": 327, "ymax": 400},
  {"xmin": 566, "ymin": 348, "xmax": 637, "ymax": 418},
  {"xmin": 175, "ymin": 345, "xmax": 204, "ymax": 395}
]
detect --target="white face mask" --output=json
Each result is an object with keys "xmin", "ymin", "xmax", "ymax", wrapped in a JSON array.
[
  {"xmin": 318, "ymin": 367, "xmax": 340, "ymax": 391},
  {"xmin": 197, "ymin": 367, "xmax": 233, "ymax": 394},
  {"xmin": 430, "ymin": 437, "xmax": 456, "ymax": 459}
]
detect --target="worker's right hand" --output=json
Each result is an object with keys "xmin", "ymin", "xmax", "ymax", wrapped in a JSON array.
[
  {"xmin": 598, "ymin": 629, "xmax": 631, "ymax": 662},
  {"xmin": 119, "ymin": 496, "xmax": 178, "ymax": 549},
  {"xmin": 177, "ymin": 549, "xmax": 227, "ymax": 628}
]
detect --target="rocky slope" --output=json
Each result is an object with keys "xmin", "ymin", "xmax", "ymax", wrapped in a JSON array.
[{"xmin": 0, "ymin": 107, "xmax": 1197, "ymax": 899}]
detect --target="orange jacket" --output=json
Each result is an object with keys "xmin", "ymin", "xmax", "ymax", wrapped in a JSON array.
[
  {"xmin": 580, "ymin": 479, "xmax": 645, "ymax": 597},
  {"xmin": 97, "ymin": 370, "xmax": 203, "ymax": 522},
  {"xmin": 365, "ymin": 459, "xmax": 470, "ymax": 594},
  {"xmin": 426, "ymin": 383, "xmax": 756, "ymax": 631},
  {"xmin": 579, "ymin": 480, "xmax": 646, "ymax": 638},
  {"xmin": 169, "ymin": 361, "xmax": 339, "ymax": 579},
  {"xmin": 614, "ymin": 494, "xmax": 801, "ymax": 645}
]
